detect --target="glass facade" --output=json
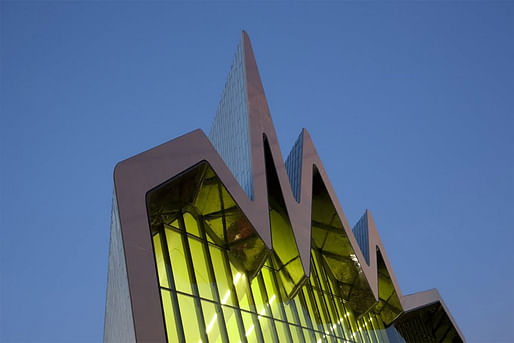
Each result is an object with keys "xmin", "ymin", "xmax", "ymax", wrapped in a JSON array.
[{"xmin": 147, "ymin": 162, "xmax": 397, "ymax": 343}]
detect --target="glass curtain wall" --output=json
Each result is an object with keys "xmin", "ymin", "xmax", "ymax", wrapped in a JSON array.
[
  {"xmin": 147, "ymin": 163, "xmax": 394, "ymax": 343},
  {"xmin": 152, "ymin": 211, "xmax": 393, "ymax": 343},
  {"xmin": 147, "ymin": 162, "xmax": 398, "ymax": 343}
]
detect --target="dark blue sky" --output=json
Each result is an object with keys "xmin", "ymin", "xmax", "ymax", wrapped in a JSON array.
[{"xmin": 1, "ymin": 2, "xmax": 512, "ymax": 342}]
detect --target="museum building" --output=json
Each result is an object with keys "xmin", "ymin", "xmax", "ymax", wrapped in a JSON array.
[{"xmin": 104, "ymin": 32, "xmax": 464, "ymax": 343}]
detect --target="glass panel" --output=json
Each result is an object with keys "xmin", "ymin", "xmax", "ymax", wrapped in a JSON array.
[
  {"xmin": 230, "ymin": 264, "xmax": 251, "ymax": 312},
  {"xmin": 332, "ymin": 300, "xmax": 350, "ymax": 340},
  {"xmin": 153, "ymin": 232, "xmax": 169, "ymax": 288},
  {"xmin": 241, "ymin": 310, "xmax": 258, "ymax": 343},
  {"xmin": 189, "ymin": 237, "xmax": 214, "ymax": 300},
  {"xmin": 201, "ymin": 300, "xmax": 222, "ymax": 343},
  {"xmin": 194, "ymin": 166, "xmax": 268, "ymax": 278},
  {"xmin": 258, "ymin": 315, "xmax": 276, "ymax": 342},
  {"xmin": 271, "ymin": 207, "xmax": 306, "ymax": 299},
  {"xmin": 161, "ymin": 289, "xmax": 179, "ymax": 343},
  {"xmin": 289, "ymin": 323, "xmax": 305, "ymax": 343},
  {"xmin": 312, "ymin": 250, "xmax": 330, "ymax": 294},
  {"xmin": 336, "ymin": 302, "xmax": 354, "ymax": 338},
  {"xmin": 293, "ymin": 296, "xmax": 309, "ymax": 328},
  {"xmin": 170, "ymin": 218, "xmax": 180, "ymax": 230},
  {"xmin": 222, "ymin": 306, "xmax": 244, "ymax": 343},
  {"xmin": 261, "ymin": 267, "xmax": 285, "ymax": 321},
  {"xmin": 184, "ymin": 212, "xmax": 200, "ymax": 237},
  {"xmin": 165, "ymin": 228, "xmax": 192, "ymax": 294},
  {"xmin": 204, "ymin": 218, "xmax": 221, "ymax": 244},
  {"xmin": 274, "ymin": 320, "xmax": 292, "ymax": 342},
  {"xmin": 303, "ymin": 287, "xmax": 322, "ymax": 332},
  {"xmin": 314, "ymin": 330, "xmax": 325, "ymax": 342},
  {"xmin": 210, "ymin": 246, "xmax": 236, "ymax": 306},
  {"xmin": 303, "ymin": 328, "xmax": 316, "ymax": 343},
  {"xmin": 251, "ymin": 276, "xmax": 267, "ymax": 316},
  {"xmin": 177, "ymin": 293, "xmax": 202, "ymax": 343},
  {"xmin": 323, "ymin": 293, "xmax": 342, "ymax": 337}
]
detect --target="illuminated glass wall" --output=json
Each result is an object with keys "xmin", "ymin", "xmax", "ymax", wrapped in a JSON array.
[
  {"xmin": 152, "ymin": 211, "xmax": 393, "ymax": 343},
  {"xmin": 147, "ymin": 163, "xmax": 394, "ymax": 343}
]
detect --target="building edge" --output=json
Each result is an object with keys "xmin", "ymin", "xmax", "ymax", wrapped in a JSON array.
[{"xmin": 104, "ymin": 191, "xmax": 136, "ymax": 343}]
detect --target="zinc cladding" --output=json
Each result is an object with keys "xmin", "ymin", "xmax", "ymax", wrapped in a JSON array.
[{"xmin": 209, "ymin": 40, "xmax": 253, "ymax": 200}]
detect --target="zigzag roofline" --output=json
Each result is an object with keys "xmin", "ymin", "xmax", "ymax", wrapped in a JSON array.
[{"xmin": 112, "ymin": 31, "xmax": 465, "ymax": 342}]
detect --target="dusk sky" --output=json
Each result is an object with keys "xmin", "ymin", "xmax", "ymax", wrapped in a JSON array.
[{"xmin": 1, "ymin": 2, "xmax": 513, "ymax": 342}]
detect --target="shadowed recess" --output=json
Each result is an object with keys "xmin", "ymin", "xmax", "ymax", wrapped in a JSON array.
[
  {"xmin": 310, "ymin": 166, "xmax": 376, "ymax": 317},
  {"xmin": 392, "ymin": 302, "xmax": 462, "ymax": 343},
  {"xmin": 373, "ymin": 250, "xmax": 402, "ymax": 326},
  {"xmin": 264, "ymin": 136, "xmax": 308, "ymax": 301}
]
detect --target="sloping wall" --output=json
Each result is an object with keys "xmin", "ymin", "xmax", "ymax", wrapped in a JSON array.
[{"xmin": 104, "ymin": 192, "xmax": 136, "ymax": 343}]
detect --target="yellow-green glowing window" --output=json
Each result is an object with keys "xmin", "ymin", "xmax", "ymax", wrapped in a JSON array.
[
  {"xmin": 302, "ymin": 287, "xmax": 322, "ymax": 331},
  {"xmin": 287, "ymin": 323, "xmax": 304, "ymax": 342},
  {"xmin": 152, "ymin": 233, "xmax": 169, "ymax": 288},
  {"xmin": 302, "ymin": 327, "xmax": 316, "ymax": 342},
  {"xmin": 165, "ymin": 228, "xmax": 192, "ymax": 294},
  {"xmin": 221, "ymin": 306, "xmax": 244, "ymax": 342},
  {"xmin": 201, "ymin": 300, "xmax": 222, "ymax": 343},
  {"xmin": 230, "ymin": 265, "xmax": 251, "ymax": 312},
  {"xmin": 189, "ymin": 237, "xmax": 215, "ymax": 301},
  {"xmin": 183, "ymin": 212, "xmax": 200, "ymax": 237},
  {"xmin": 258, "ymin": 315, "xmax": 276, "ymax": 341},
  {"xmin": 273, "ymin": 320, "xmax": 291, "ymax": 342},
  {"xmin": 261, "ymin": 268, "xmax": 285, "ymax": 322},
  {"xmin": 177, "ymin": 293, "xmax": 203, "ymax": 343},
  {"xmin": 241, "ymin": 310, "xmax": 258, "ymax": 342},
  {"xmin": 160, "ymin": 289, "xmax": 178, "ymax": 342},
  {"xmin": 250, "ymin": 277, "xmax": 263, "ymax": 313},
  {"xmin": 209, "ymin": 246, "xmax": 236, "ymax": 307},
  {"xmin": 292, "ymin": 295, "xmax": 309, "ymax": 328}
]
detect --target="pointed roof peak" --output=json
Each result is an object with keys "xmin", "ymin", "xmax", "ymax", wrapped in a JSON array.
[
  {"xmin": 241, "ymin": 31, "xmax": 253, "ymax": 51},
  {"xmin": 365, "ymin": 209, "xmax": 375, "ymax": 222}
]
